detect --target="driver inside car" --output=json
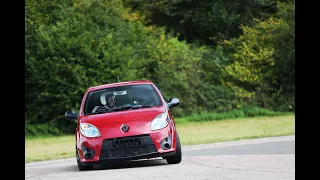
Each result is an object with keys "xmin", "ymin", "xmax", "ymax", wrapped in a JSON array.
[{"xmin": 92, "ymin": 93, "xmax": 116, "ymax": 113}]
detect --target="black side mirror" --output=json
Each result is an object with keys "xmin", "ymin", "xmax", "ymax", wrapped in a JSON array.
[
  {"xmin": 167, "ymin": 97, "xmax": 180, "ymax": 108},
  {"xmin": 65, "ymin": 110, "xmax": 78, "ymax": 121}
]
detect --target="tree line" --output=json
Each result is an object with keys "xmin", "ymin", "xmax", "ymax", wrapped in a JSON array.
[{"xmin": 25, "ymin": 0, "xmax": 295, "ymax": 136}]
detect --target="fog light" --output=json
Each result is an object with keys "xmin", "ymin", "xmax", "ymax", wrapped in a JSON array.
[
  {"xmin": 160, "ymin": 134, "xmax": 172, "ymax": 150},
  {"xmin": 81, "ymin": 146, "xmax": 95, "ymax": 159}
]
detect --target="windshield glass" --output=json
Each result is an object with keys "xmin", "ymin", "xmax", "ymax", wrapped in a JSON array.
[{"xmin": 83, "ymin": 84, "xmax": 162, "ymax": 115}]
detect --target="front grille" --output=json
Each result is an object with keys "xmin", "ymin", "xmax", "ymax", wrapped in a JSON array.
[{"xmin": 99, "ymin": 135, "xmax": 157, "ymax": 160}]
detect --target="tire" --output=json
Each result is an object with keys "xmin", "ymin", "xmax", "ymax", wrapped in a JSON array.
[
  {"xmin": 76, "ymin": 147, "xmax": 93, "ymax": 171},
  {"xmin": 165, "ymin": 132, "xmax": 182, "ymax": 164}
]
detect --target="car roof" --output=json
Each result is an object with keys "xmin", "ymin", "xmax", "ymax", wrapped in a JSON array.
[{"xmin": 86, "ymin": 80, "xmax": 154, "ymax": 92}]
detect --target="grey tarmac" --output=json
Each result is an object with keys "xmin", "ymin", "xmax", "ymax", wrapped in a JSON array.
[{"xmin": 26, "ymin": 135, "xmax": 295, "ymax": 180}]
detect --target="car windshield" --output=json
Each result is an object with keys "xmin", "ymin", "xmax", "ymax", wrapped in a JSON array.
[{"xmin": 84, "ymin": 84, "xmax": 162, "ymax": 115}]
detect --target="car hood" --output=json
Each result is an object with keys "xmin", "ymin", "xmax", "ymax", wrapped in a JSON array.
[{"xmin": 79, "ymin": 106, "xmax": 167, "ymax": 138}]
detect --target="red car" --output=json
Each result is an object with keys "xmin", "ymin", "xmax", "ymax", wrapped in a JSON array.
[{"xmin": 65, "ymin": 80, "xmax": 182, "ymax": 170}]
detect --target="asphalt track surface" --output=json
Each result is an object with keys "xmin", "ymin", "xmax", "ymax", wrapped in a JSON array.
[{"xmin": 26, "ymin": 136, "xmax": 295, "ymax": 180}]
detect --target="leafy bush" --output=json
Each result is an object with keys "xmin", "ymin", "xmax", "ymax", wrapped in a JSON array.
[
  {"xmin": 25, "ymin": 123, "xmax": 64, "ymax": 137},
  {"xmin": 185, "ymin": 107, "xmax": 292, "ymax": 122}
]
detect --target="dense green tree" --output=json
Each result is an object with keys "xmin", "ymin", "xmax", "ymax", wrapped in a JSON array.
[
  {"xmin": 25, "ymin": 0, "xmax": 295, "ymax": 136},
  {"xmin": 220, "ymin": 0, "xmax": 295, "ymax": 111}
]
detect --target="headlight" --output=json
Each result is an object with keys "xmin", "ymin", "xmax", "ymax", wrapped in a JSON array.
[
  {"xmin": 150, "ymin": 112, "xmax": 169, "ymax": 131},
  {"xmin": 80, "ymin": 123, "xmax": 101, "ymax": 138}
]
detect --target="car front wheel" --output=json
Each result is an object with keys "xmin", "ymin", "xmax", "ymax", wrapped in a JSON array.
[
  {"xmin": 165, "ymin": 132, "xmax": 182, "ymax": 164},
  {"xmin": 76, "ymin": 147, "xmax": 93, "ymax": 171}
]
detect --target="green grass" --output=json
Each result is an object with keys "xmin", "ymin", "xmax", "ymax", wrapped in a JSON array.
[
  {"xmin": 177, "ymin": 115, "xmax": 294, "ymax": 145},
  {"xmin": 25, "ymin": 115, "xmax": 295, "ymax": 163},
  {"xmin": 25, "ymin": 136, "xmax": 75, "ymax": 163}
]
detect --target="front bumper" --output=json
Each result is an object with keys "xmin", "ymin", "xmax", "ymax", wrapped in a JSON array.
[
  {"xmin": 77, "ymin": 125, "xmax": 177, "ymax": 166},
  {"xmin": 79, "ymin": 151, "xmax": 176, "ymax": 166}
]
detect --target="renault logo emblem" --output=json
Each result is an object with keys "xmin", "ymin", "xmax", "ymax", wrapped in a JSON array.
[{"xmin": 121, "ymin": 124, "xmax": 129, "ymax": 132}]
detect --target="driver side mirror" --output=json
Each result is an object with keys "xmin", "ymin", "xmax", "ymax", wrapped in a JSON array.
[
  {"xmin": 65, "ymin": 110, "xmax": 78, "ymax": 121},
  {"xmin": 167, "ymin": 97, "xmax": 180, "ymax": 108}
]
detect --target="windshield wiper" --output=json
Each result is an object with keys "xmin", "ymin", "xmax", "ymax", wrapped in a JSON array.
[
  {"xmin": 107, "ymin": 105, "xmax": 135, "ymax": 113},
  {"xmin": 130, "ymin": 104, "xmax": 155, "ymax": 109},
  {"xmin": 108, "ymin": 104, "xmax": 154, "ymax": 112},
  {"xmin": 86, "ymin": 111, "xmax": 106, "ymax": 115},
  {"xmin": 87, "ymin": 104, "xmax": 155, "ymax": 115}
]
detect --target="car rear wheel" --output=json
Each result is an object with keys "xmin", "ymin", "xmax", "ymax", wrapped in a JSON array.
[
  {"xmin": 76, "ymin": 147, "xmax": 93, "ymax": 171},
  {"xmin": 165, "ymin": 132, "xmax": 182, "ymax": 164}
]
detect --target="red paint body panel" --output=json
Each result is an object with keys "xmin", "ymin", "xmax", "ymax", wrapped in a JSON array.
[{"xmin": 74, "ymin": 80, "xmax": 178, "ymax": 163}]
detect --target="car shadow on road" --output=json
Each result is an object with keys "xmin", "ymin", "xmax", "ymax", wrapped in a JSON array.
[
  {"xmin": 99, "ymin": 158, "xmax": 168, "ymax": 170},
  {"xmin": 67, "ymin": 158, "xmax": 169, "ymax": 172}
]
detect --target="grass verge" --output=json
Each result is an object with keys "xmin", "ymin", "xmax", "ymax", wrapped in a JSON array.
[
  {"xmin": 25, "ymin": 115, "xmax": 294, "ymax": 163},
  {"xmin": 176, "ymin": 115, "xmax": 294, "ymax": 145}
]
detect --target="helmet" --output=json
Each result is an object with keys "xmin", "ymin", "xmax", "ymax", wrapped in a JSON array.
[{"xmin": 105, "ymin": 93, "xmax": 115, "ymax": 107}]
